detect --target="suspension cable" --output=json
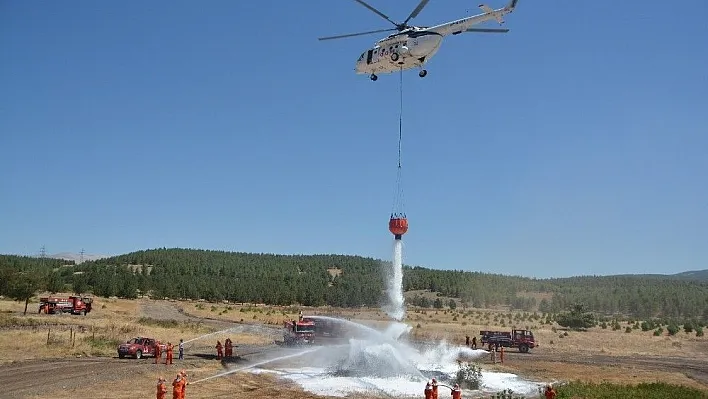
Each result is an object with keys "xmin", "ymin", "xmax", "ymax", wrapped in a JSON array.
[
  {"xmin": 391, "ymin": 67, "xmax": 405, "ymax": 218},
  {"xmin": 398, "ymin": 66, "xmax": 403, "ymax": 169}
]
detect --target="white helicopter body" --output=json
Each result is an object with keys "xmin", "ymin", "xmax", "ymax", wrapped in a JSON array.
[{"xmin": 319, "ymin": 0, "xmax": 519, "ymax": 80}]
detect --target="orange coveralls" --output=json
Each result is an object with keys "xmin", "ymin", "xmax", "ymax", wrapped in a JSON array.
[
  {"xmin": 172, "ymin": 377, "xmax": 183, "ymax": 399},
  {"xmin": 154, "ymin": 343, "xmax": 162, "ymax": 364},
  {"xmin": 451, "ymin": 387, "xmax": 461, "ymax": 399},
  {"xmin": 165, "ymin": 345, "xmax": 173, "ymax": 365},
  {"xmin": 179, "ymin": 376, "xmax": 187, "ymax": 399},
  {"xmin": 225, "ymin": 339, "xmax": 232, "ymax": 357},
  {"xmin": 424, "ymin": 384, "xmax": 433, "ymax": 399},
  {"xmin": 156, "ymin": 381, "xmax": 167, "ymax": 399},
  {"xmin": 432, "ymin": 382, "xmax": 438, "ymax": 399},
  {"xmin": 216, "ymin": 341, "xmax": 223, "ymax": 360}
]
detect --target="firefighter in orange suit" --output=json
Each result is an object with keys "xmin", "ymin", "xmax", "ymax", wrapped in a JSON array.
[
  {"xmin": 172, "ymin": 373, "xmax": 183, "ymax": 399},
  {"xmin": 224, "ymin": 338, "xmax": 232, "ymax": 358},
  {"xmin": 156, "ymin": 376, "xmax": 167, "ymax": 399},
  {"xmin": 424, "ymin": 381, "xmax": 433, "ymax": 399},
  {"xmin": 544, "ymin": 384, "xmax": 557, "ymax": 399},
  {"xmin": 451, "ymin": 383, "xmax": 461, "ymax": 399},
  {"xmin": 154, "ymin": 341, "xmax": 162, "ymax": 364},
  {"xmin": 178, "ymin": 369, "xmax": 188, "ymax": 399},
  {"xmin": 431, "ymin": 378, "xmax": 439, "ymax": 399},
  {"xmin": 165, "ymin": 342, "xmax": 173, "ymax": 365},
  {"xmin": 216, "ymin": 340, "xmax": 223, "ymax": 360}
]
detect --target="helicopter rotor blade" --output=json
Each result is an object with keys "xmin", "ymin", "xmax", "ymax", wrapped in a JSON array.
[
  {"xmin": 318, "ymin": 28, "xmax": 397, "ymax": 41},
  {"xmin": 402, "ymin": 0, "xmax": 431, "ymax": 26},
  {"xmin": 352, "ymin": 0, "xmax": 399, "ymax": 28},
  {"xmin": 465, "ymin": 28, "xmax": 510, "ymax": 33}
]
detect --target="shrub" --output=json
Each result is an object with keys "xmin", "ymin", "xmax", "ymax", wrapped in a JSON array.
[
  {"xmin": 455, "ymin": 362, "xmax": 482, "ymax": 390},
  {"xmin": 667, "ymin": 324, "xmax": 679, "ymax": 336},
  {"xmin": 683, "ymin": 322, "xmax": 694, "ymax": 334}
]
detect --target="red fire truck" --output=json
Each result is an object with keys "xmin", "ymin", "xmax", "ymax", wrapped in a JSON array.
[
  {"xmin": 38, "ymin": 296, "xmax": 93, "ymax": 315},
  {"xmin": 480, "ymin": 329, "xmax": 537, "ymax": 353},
  {"xmin": 284, "ymin": 318, "xmax": 316, "ymax": 345}
]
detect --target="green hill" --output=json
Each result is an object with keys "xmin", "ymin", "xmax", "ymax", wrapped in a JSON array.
[
  {"xmin": 1, "ymin": 249, "xmax": 707, "ymax": 323},
  {"xmin": 672, "ymin": 269, "xmax": 708, "ymax": 281}
]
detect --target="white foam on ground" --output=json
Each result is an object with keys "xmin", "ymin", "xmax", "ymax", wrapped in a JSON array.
[
  {"xmin": 248, "ymin": 339, "xmax": 543, "ymax": 397},
  {"xmin": 251, "ymin": 366, "xmax": 542, "ymax": 397}
]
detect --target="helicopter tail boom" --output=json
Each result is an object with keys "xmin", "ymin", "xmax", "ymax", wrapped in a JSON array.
[{"xmin": 429, "ymin": 0, "xmax": 518, "ymax": 36}]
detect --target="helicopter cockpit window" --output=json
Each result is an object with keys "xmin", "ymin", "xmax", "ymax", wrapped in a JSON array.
[{"xmin": 359, "ymin": 52, "xmax": 365, "ymax": 61}]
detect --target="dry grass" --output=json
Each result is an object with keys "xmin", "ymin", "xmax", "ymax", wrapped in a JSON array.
[
  {"xmin": 179, "ymin": 302, "xmax": 708, "ymax": 358},
  {"xmin": 3, "ymin": 295, "xmax": 708, "ymax": 396},
  {"xmin": 487, "ymin": 360, "xmax": 708, "ymax": 392},
  {"xmin": 0, "ymin": 295, "xmax": 269, "ymax": 364},
  {"xmin": 174, "ymin": 301, "xmax": 708, "ymax": 363}
]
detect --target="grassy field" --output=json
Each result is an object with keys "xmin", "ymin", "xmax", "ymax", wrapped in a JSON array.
[
  {"xmin": 1, "ymin": 293, "xmax": 707, "ymax": 398},
  {"xmin": 178, "ymin": 299, "xmax": 708, "ymax": 359},
  {"xmin": 0, "ymin": 295, "xmax": 271, "ymax": 364}
]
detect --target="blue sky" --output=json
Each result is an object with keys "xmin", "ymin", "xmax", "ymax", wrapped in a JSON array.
[{"xmin": 1, "ymin": 0, "xmax": 707, "ymax": 278}]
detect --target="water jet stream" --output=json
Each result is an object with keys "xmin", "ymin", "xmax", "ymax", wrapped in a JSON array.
[
  {"xmin": 190, "ymin": 347, "xmax": 320, "ymax": 385},
  {"xmin": 384, "ymin": 239, "xmax": 405, "ymax": 321}
]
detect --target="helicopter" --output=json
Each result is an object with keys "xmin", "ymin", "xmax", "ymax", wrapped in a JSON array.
[{"xmin": 318, "ymin": 0, "xmax": 519, "ymax": 81}]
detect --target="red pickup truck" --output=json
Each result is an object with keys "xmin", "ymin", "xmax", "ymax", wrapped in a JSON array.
[{"xmin": 117, "ymin": 337, "xmax": 166, "ymax": 359}]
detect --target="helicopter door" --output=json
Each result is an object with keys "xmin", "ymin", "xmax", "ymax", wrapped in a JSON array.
[{"xmin": 366, "ymin": 49, "xmax": 373, "ymax": 64}]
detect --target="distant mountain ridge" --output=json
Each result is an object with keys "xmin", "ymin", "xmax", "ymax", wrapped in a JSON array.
[
  {"xmin": 35, "ymin": 250, "xmax": 708, "ymax": 281},
  {"xmin": 671, "ymin": 269, "xmax": 708, "ymax": 281},
  {"xmin": 49, "ymin": 252, "xmax": 108, "ymax": 264},
  {"xmin": 3, "ymin": 249, "xmax": 706, "ymax": 321}
]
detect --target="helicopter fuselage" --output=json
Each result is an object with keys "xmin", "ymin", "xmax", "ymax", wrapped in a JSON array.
[{"xmin": 355, "ymin": 30, "xmax": 442, "ymax": 76}]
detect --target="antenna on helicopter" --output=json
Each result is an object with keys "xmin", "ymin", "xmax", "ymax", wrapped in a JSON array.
[{"xmin": 317, "ymin": 0, "xmax": 431, "ymax": 41}]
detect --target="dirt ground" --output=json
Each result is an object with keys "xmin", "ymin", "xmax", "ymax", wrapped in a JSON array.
[{"xmin": 1, "ymin": 299, "xmax": 707, "ymax": 398}]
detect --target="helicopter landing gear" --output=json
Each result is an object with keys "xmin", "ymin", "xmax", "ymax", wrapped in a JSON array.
[
  {"xmin": 419, "ymin": 69, "xmax": 428, "ymax": 78},
  {"xmin": 370, "ymin": 74, "xmax": 378, "ymax": 81}
]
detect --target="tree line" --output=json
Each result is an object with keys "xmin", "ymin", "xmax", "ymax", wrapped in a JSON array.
[{"xmin": 1, "ymin": 248, "xmax": 706, "ymax": 322}]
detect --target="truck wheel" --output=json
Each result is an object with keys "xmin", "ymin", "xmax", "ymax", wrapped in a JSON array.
[
  {"xmin": 135, "ymin": 350, "xmax": 142, "ymax": 359},
  {"xmin": 118, "ymin": 354, "xmax": 125, "ymax": 359},
  {"xmin": 519, "ymin": 344, "xmax": 529, "ymax": 353}
]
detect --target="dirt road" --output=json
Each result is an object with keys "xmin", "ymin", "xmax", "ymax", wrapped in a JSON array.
[{"xmin": 2, "ymin": 302, "xmax": 706, "ymax": 398}]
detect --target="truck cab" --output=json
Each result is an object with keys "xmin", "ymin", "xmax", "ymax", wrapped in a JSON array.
[
  {"xmin": 284, "ymin": 319, "xmax": 316, "ymax": 345},
  {"xmin": 117, "ymin": 337, "xmax": 165, "ymax": 359}
]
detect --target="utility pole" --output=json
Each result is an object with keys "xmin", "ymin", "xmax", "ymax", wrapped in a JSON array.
[{"xmin": 39, "ymin": 245, "xmax": 46, "ymax": 268}]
